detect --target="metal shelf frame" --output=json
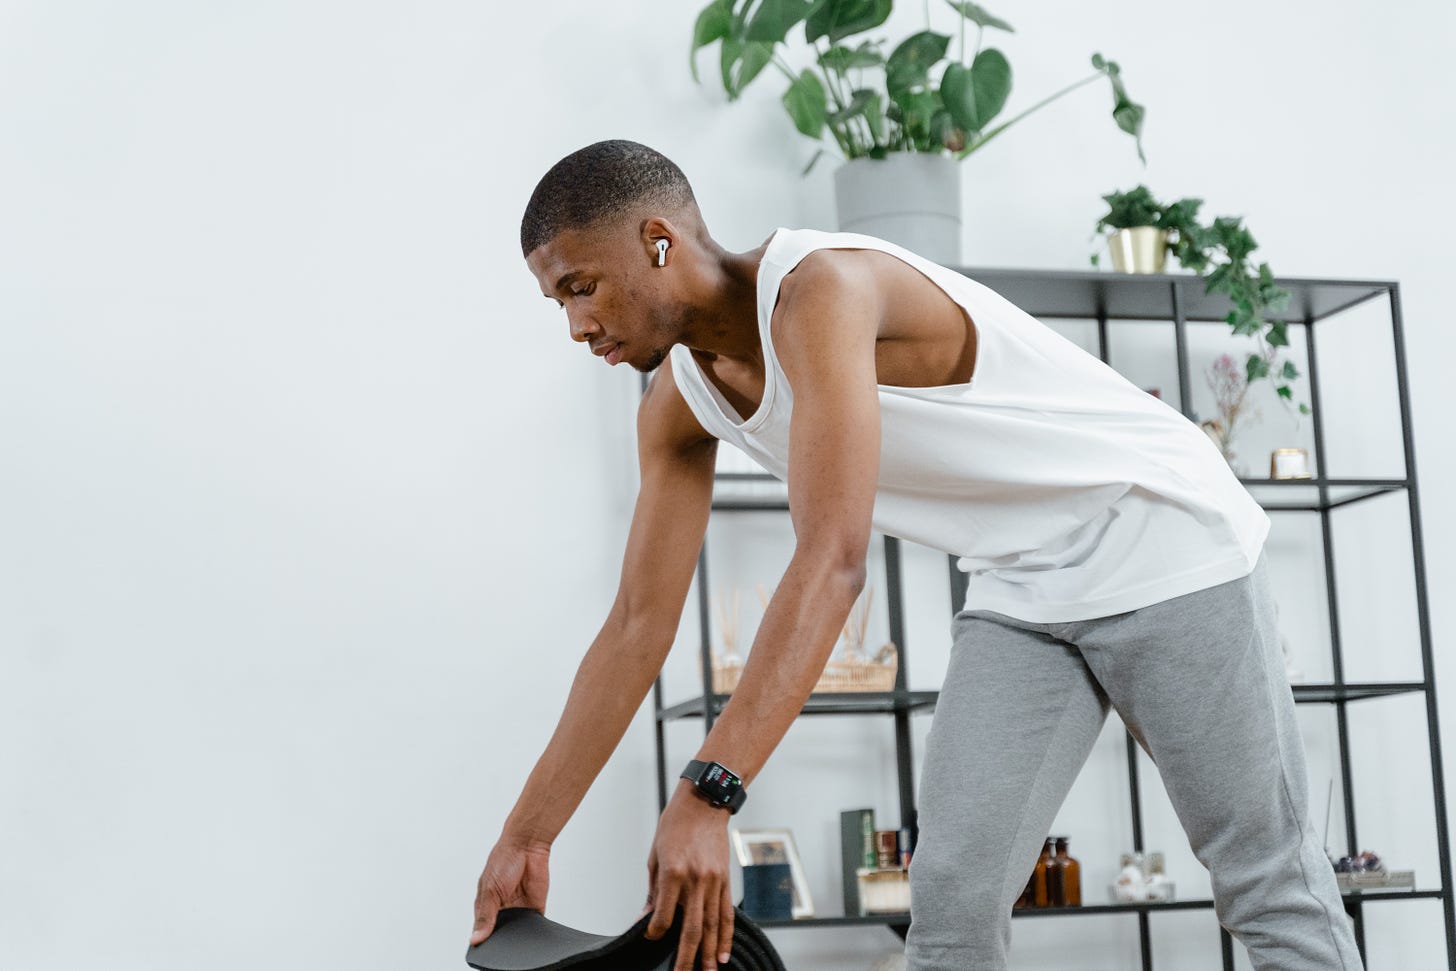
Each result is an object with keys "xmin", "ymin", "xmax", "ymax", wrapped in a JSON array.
[{"xmin": 649, "ymin": 269, "xmax": 1453, "ymax": 969}]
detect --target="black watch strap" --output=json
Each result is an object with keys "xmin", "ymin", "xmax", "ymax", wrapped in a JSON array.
[{"xmin": 680, "ymin": 759, "xmax": 748, "ymax": 814}]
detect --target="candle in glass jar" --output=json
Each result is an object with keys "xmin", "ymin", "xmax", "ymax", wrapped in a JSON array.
[{"xmin": 1270, "ymin": 447, "xmax": 1311, "ymax": 479}]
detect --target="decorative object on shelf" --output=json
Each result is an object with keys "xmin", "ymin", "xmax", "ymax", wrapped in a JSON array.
[
  {"xmin": 1016, "ymin": 837, "xmax": 1055, "ymax": 908},
  {"xmin": 713, "ymin": 584, "xmax": 898, "ymax": 693},
  {"xmin": 1200, "ymin": 353, "xmax": 1257, "ymax": 475},
  {"xmin": 741, "ymin": 863, "xmax": 795, "ymax": 920},
  {"xmin": 1090, "ymin": 184, "xmax": 1191, "ymax": 274},
  {"xmin": 1016, "ymin": 835, "xmax": 1082, "ymax": 908},
  {"xmin": 874, "ymin": 828, "xmax": 900, "ymax": 869},
  {"xmin": 1091, "ymin": 185, "xmax": 1308, "ymax": 419},
  {"xmin": 1270, "ymin": 447, "xmax": 1312, "ymax": 479},
  {"xmin": 839, "ymin": 808, "xmax": 877, "ymax": 915},
  {"xmin": 733, "ymin": 828, "xmax": 816, "ymax": 918},
  {"xmin": 689, "ymin": 0, "xmax": 1145, "ymax": 264},
  {"xmin": 1107, "ymin": 227, "xmax": 1168, "ymax": 274},
  {"xmin": 856, "ymin": 865, "xmax": 911, "ymax": 915},
  {"xmin": 1047, "ymin": 836, "xmax": 1082, "ymax": 906},
  {"xmin": 1332, "ymin": 851, "xmax": 1416, "ymax": 891},
  {"xmin": 1109, "ymin": 850, "xmax": 1177, "ymax": 903}
]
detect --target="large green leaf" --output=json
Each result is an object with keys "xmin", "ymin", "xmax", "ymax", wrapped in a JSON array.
[
  {"xmin": 943, "ymin": 0, "xmax": 1014, "ymax": 32},
  {"xmin": 721, "ymin": 35, "xmax": 774, "ymax": 99},
  {"xmin": 1092, "ymin": 52, "xmax": 1147, "ymax": 164},
  {"xmin": 886, "ymin": 30, "xmax": 951, "ymax": 97},
  {"xmin": 805, "ymin": 0, "xmax": 893, "ymax": 44},
  {"xmin": 818, "ymin": 41, "xmax": 883, "ymax": 74},
  {"xmin": 690, "ymin": 0, "xmax": 735, "ymax": 84},
  {"xmin": 782, "ymin": 69, "xmax": 828, "ymax": 137},
  {"xmin": 940, "ymin": 48, "xmax": 1011, "ymax": 132},
  {"xmin": 745, "ymin": 0, "xmax": 818, "ymax": 44}
]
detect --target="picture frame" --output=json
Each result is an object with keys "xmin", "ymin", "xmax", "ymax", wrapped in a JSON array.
[{"xmin": 731, "ymin": 827, "xmax": 815, "ymax": 918}]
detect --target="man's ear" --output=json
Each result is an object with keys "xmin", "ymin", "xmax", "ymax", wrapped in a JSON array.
[{"xmin": 641, "ymin": 216, "xmax": 679, "ymax": 267}]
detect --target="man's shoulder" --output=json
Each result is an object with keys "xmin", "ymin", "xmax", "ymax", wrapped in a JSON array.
[{"xmin": 774, "ymin": 249, "xmax": 882, "ymax": 320}]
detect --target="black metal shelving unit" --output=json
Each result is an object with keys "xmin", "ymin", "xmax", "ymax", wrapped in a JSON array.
[{"xmin": 650, "ymin": 268, "xmax": 1453, "ymax": 969}]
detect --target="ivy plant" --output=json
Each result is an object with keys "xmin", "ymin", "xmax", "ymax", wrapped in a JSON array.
[{"xmin": 1092, "ymin": 185, "xmax": 1309, "ymax": 418}]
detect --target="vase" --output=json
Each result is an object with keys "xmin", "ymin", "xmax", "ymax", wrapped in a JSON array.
[
  {"xmin": 1106, "ymin": 227, "xmax": 1169, "ymax": 274},
  {"xmin": 833, "ymin": 153, "xmax": 962, "ymax": 266}
]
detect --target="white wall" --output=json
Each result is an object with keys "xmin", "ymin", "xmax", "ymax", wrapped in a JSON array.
[{"xmin": 2, "ymin": 1, "xmax": 1453, "ymax": 969}]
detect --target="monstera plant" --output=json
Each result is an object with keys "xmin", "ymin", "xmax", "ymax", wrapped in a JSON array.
[{"xmin": 690, "ymin": 0, "xmax": 1146, "ymax": 171}]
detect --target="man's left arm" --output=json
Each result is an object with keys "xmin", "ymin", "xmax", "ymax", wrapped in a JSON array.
[{"xmin": 643, "ymin": 255, "xmax": 881, "ymax": 971}]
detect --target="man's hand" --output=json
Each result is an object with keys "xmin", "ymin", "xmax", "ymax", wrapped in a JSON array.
[
  {"xmin": 469, "ymin": 835, "xmax": 552, "ymax": 946},
  {"xmin": 639, "ymin": 781, "xmax": 736, "ymax": 970}
]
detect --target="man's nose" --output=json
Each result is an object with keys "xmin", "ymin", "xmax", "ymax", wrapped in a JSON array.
[{"xmin": 568, "ymin": 313, "xmax": 601, "ymax": 344}]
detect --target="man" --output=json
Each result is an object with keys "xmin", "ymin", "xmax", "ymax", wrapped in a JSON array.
[{"xmin": 469, "ymin": 139, "xmax": 1364, "ymax": 971}]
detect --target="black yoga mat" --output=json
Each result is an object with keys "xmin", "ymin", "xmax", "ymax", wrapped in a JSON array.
[{"xmin": 464, "ymin": 904, "xmax": 786, "ymax": 971}]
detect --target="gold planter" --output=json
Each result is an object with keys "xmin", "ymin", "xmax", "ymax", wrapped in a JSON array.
[{"xmin": 1106, "ymin": 227, "xmax": 1169, "ymax": 274}]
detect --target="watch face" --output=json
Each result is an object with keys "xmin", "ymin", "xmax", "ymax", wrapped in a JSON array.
[{"xmin": 701, "ymin": 762, "xmax": 742, "ymax": 802}]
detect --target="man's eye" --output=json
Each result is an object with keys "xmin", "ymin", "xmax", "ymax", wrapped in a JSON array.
[{"xmin": 573, "ymin": 283, "xmax": 595, "ymax": 297}]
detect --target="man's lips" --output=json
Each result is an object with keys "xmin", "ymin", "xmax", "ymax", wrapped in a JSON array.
[{"xmin": 593, "ymin": 341, "xmax": 623, "ymax": 366}]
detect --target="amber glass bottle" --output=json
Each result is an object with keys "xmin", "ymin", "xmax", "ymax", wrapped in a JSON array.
[
  {"xmin": 1055, "ymin": 837, "xmax": 1082, "ymax": 906},
  {"xmin": 1033, "ymin": 838, "xmax": 1054, "ymax": 907},
  {"xmin": 1045, "ymin": 836, "xmax": 1065, "ymax": 906}
]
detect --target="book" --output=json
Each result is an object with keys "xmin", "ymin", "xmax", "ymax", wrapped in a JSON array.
[{"xmin": 840, "ymin": 808, "xmax": 875, "ymax": 916}]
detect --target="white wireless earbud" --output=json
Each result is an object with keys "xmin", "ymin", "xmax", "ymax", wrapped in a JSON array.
[{"xmin": 655, "ymin": 239, "xmax": 669, "ymax": 267}]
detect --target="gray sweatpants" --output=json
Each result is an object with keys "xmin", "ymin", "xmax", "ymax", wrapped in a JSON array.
[{"xmin": 903, "ymin": 550, "xmax": 1364, "ymax": 970}]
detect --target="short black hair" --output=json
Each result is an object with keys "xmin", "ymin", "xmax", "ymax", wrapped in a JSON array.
[{"xmin": 520, "ymin": 140, "xmax": 697, "ymax": 257}]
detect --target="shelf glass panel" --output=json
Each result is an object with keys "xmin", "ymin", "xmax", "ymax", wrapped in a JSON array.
[
  {"xmin": 752, "ymin": 889, "xmax": 1444, "ymax": 929},
  {"xmin": 1291, "ymin": 681, "xmax": 1427, "ymax": 703},
  {"xmin": 659, "ymin": 682, "xmax": 1425, "ymax": 721},
  {"xmin": 947, "ymin": 268, "xmax": 1392, "ymax": 324},
  {"xmin": 657, "ymin": 691, "xmax": 939, "ymax": 722},
  {"xmin": 1240, "ymin": 478, "xmax": 1408, "ymax": 511},
  {"xmin": 711, "ymin": 477, "xmax": 1411, "ymax": 513}
]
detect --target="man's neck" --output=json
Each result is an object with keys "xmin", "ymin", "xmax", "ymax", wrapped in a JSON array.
[{"xmin": 676, "ymin": 239, "xmax": 769, "ymax": 363}]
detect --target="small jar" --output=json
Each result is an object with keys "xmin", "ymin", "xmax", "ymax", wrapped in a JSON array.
[{"xmin": 1270, "ymin": 447, "xmax": 1312, "ymax": 479}]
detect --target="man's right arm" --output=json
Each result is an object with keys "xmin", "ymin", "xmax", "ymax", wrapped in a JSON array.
[{"xmin": 498, "ymin": 354, "xmax": 717, "ymax": 849}]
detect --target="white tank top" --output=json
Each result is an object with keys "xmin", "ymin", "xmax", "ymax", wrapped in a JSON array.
[{"xmin": 668, "ymin": 227, "xmax": 1271, "ymax": 623}]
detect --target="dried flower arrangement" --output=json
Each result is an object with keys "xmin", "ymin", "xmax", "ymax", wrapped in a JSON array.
[{"xmin": 1200, "ymin": 352, "xmax": 1259, "ymax": 475}]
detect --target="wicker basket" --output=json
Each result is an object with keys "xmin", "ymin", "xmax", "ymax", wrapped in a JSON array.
[{"xmin": 708, "ymin": 645, "xmax": 898, "ymax": 694}]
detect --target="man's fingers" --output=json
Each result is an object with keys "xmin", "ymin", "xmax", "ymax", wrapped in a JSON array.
[
  {"xmin": 673, "ymin": 881, "xmax": 707, "ymax": 971},
  {"xmin": 645, "ymin": 876, "xmax": 681, "ymax": 942},
  {"xmin": 698, "ymin": 877, "xmax": 721, "ymax": 971},
  {"xmin": 718, "ymin": 883, "xmax": 735, "ymax": 965},
  {"xmin": 470, "ymin": 889, "xmax": 497, "ymax": 946}
]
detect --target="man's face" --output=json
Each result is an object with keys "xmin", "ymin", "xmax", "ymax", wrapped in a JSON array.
[{"xmin": 526, "ymin": 222, "xmax": 681, "ymax": 373}]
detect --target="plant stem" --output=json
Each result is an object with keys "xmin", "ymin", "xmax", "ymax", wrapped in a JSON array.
[{"xmin": 956, "ymin": 71, "xmax": 1102, "ymax": 158}]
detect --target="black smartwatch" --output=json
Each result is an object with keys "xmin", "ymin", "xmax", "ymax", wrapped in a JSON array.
[{"xmin": 679, "ymin": 759, "xmax": 748, "ymax": 814}]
